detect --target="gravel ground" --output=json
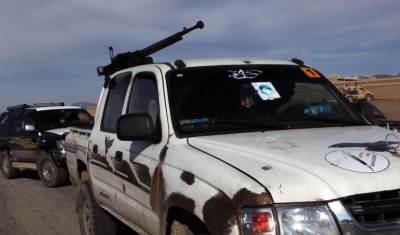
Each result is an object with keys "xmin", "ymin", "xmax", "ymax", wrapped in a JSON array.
[{"xmin": 0, "ymin": 170, "xmax": 79, "ymax": 235}]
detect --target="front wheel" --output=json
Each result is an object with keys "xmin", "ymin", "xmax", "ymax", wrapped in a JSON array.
[
  {"xmin": 77, "ymin": 181, "xmax": 117, "ymax": 235},
  {"xmin": 0, "ymin": 151, "xmax": 18, "ymax": 179},
  {"xmin": 37, "ymin": 153, "xmax": 68, "ymax": 187}
]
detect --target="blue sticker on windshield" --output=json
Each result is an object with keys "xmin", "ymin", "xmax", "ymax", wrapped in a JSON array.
[
  {"xmin": 229, "ymin": 69, "xmax": 263, "ymax": 79},
  {"xmin": 251, "ymin": 82, "xmax": 281, "ymax": 100}
]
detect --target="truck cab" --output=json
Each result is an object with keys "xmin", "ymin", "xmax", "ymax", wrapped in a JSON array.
[{"xmin": 67, "ymin": 58, "xmax": 400, "ymax": 235}]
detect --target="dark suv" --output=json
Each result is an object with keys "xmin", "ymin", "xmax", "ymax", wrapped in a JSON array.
[
  {"xmin": 0, "ymin": 102, "xmax": 94, "ymax": 187},
  {"xmin": 352, "ymin": 101, "xmax": 400, "ymax": 132}
]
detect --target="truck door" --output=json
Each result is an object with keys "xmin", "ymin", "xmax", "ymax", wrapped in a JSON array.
[
  {"xmin": 89, "ymin": 72, "xmax": 131, "ymax": 212},
  {"xmin": 114, "ymin": 68, "xmax": 167, "ymax": 234}
]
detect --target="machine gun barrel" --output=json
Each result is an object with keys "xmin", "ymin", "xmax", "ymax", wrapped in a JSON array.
[
  {"xmin": 135, "ymin": 20, "xmax": 204, "ymax": 58},
  {"xmin": 97, "ymin": 21, "xmax": 204, "ymax": 79}
]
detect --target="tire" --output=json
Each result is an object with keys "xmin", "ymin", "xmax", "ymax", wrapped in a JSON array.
[
  {"xmin": 365, "ymin": 94, "xmax": 372, "ymax": 102},
  {"xmin": 0, "ymin": 151, "xmax": 18, "ymax": 179},
  {"xmin": 77, "ymin": 181, "xmax": 117, "ymax": 235},
  {"xmin": 167, "ymin": 210, "xmax": 209, "ymax": 235},
  {"xmin": 347, "ymin": 96, "xmax": 353, "ymax": 103},
  {"xmin": 171, "ymin": 220, "xmax": 195, "ymax": 235},
  {"xmin": 37, "ymin": 153, "xmax": 68, "ymax": 187}
]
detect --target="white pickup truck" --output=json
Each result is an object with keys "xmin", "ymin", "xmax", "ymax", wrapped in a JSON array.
[{"xmin": 65, "ymin": 22, "xmax": 400, "ymax": 235}]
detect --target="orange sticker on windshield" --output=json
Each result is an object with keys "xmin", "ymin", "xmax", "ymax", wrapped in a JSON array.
[{"xmin": 301, "ymin": 67, "xmax": 321, "ymax": 78}]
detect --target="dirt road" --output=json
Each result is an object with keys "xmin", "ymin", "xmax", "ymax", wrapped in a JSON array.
[
  {"xmin": 0, "ymin": 170, "xmax": 135, "ymax": 235},
  {"xmin": 0, "ymin": 170, "xmax": 79, "ymax": 235}
]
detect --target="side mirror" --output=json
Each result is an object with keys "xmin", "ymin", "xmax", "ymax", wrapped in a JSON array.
[
  {"xmin": 356, "ymin": 101, "xmax": 374, "ymax": 123},
  {"xmin": 24, "ymin": 124, "xmax": 36, "ymax": 131},
  {"xmin": 117, "ymin": 113, "xmax": 156, "ymax": 142}
]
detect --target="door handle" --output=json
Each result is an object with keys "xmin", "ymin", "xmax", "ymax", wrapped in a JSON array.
[{"xmin": 93, "ymin": 144, "xmax": 98, "ymax": 154}]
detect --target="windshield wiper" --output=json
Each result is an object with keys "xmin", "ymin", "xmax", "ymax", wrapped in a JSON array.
[
  {"xmin": 180, "ymin": 119, "xmax": 290, "ymax": 130},
  {"xmin": 302, "ymin": 116, "xmax": 363, "ymax": 126}
]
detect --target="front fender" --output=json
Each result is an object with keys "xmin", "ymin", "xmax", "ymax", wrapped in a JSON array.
[
  {"xmin": 37, "ymin": 141, "xmax": 66, "ymax": 166},
  {"xmin": 155, "ymin": 166, "xmax": 240, "ymax": 235},
  {"xmin": 154, "ymin": 139, "xmax": 273, "ymax": 235},
  {"xmin": 37, "ymin": 140, "xmax": 54, "ymax": 151}
]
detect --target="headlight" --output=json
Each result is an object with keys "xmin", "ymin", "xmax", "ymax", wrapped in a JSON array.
[
  {"xmin": 56, "ymin": 140, "xmax": 65, "ymax": 149},
  {"xmin": 277, "ymin": 205, "xmax": 340, "ymax": 235},
  {"xmin": 240, "ymin": 205, "xmax": 340, "ymax": 235}
]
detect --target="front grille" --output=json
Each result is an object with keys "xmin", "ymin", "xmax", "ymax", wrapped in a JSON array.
[{"xmin": 342, "ymin": 189, "xmax": 400, "ymax": 226}]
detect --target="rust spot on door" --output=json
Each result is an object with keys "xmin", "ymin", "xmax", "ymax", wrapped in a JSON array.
[
  {"xmin": 150, "ymin": 166, "xmax": 160, "ymax": 212},
  {"xmin": 180, "ymin": 171, "xmax": 195, "ymax": 185},
  {"xmin": 159, "ymin": 146, "xmax": 168, "ymax": 162}
]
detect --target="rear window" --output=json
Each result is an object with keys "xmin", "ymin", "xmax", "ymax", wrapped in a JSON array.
[{"xmin": 36, "ymin": 109, "xmax": 93, "ymax": 131}]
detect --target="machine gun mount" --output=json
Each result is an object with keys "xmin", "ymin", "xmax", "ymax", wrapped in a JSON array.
[{"xmin": 97, "ymin": 21, "xmax": 204, "ymax": 81}]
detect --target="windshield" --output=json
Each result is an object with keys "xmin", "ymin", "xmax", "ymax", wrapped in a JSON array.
[
  {"xmin": 167, "ymin": 65, "xmax": 366, "ymax": 137},
  {"xmin": 36, "ymin": 109, "xmax": 94, "ymax": 131}
]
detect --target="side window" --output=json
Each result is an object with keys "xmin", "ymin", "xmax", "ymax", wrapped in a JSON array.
[
  {"xmin": 11, "ymin": 117, "xmax": 23, "ymax": 132},
  {"xmin": 101, "ymin": 72, "xmax": 131, "ymax": 133},
  {"xmin": 128, "ymin": 75, "xmax": 159, "ymax": 127}
]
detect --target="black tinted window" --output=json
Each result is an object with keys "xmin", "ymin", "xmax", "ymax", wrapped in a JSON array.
[
  {"xmin": 167, "ymin": 65, "xmax": 365, "ymax": 137},
  {"xmin": 36, "ymin": 109, "xmax": 93, "ymax": 131}
]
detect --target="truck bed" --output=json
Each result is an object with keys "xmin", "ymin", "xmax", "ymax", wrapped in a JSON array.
[{"xmin": 65, "ymin": 126, "xmax": 92, "ymax": 185}]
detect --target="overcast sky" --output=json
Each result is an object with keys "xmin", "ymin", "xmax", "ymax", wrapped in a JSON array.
[{"xmin": 1, "ymin": 0, "xmax": 399, "ymax": 112}]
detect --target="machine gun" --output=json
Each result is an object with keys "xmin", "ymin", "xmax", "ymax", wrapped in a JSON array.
[{"xmin": 97, "ymin": 21, "xmax": 204, "ymax": 82}]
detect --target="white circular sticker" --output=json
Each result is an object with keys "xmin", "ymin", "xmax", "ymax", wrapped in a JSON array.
[{"xmin": 325, "ymin": 150, "xmax": 389, "ymax": 173}]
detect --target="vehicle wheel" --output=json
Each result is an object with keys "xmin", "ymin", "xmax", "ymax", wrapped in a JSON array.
[
  {"xmin": 170, "ymin": 220, "xmax": 195, "ymax": 235},
  {"xmin": 0, "ymin": 151, "xmax": 18, "ymax": 179},
  {"xmin": 80, "ymin": 170, "xmax": 89, "ymax": 182},
  {"xmin": 365, "ymin": 94, "xmax": 372, "ymax": 102},
  {"xmin": 347, "ymin": 96, "xmax": 353, "ymax": 103},
  {"xmin": 38, "ymin": 153, "xmax": 68, "ymax": 187},
  {"xmin": 77, "ymin": 181, "xmax": 117, "ymax": 235}
]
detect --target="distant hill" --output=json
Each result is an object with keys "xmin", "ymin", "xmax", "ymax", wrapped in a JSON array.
[
  {"xmin": 372, "ymin": 74, "xmax": 396, "ymax": 79},
  {"xmin": 70, "ymin": 102, "xmax": 96, "ymax": 108},
  {"xmin": 330, "ymin": 72, "xmax": 400, "ymax": 80}
]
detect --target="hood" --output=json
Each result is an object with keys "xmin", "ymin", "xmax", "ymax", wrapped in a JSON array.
[
  {"xmin": 188, "ymin": 126, "xmax": 400, "ymax": 203},
  {"xmin": 44, "ymin": 128, "xmax": 70, "ymax": 136}
]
